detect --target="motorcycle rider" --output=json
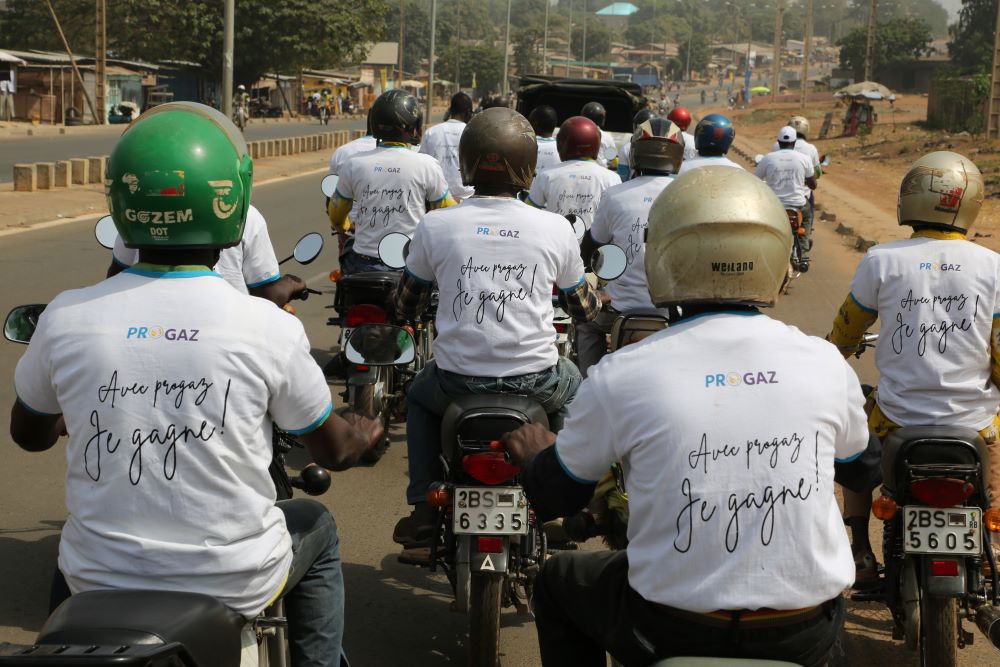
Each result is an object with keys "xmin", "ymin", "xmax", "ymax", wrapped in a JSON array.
[
  {"xmin": 529, "ymin": 104, "xmax": 561, "ymax": 175},
  {"xmin": 827, "ymin": 151, "xmax": 1000, "ymax": 585},
  {"xmin": 771, "ymin": 115, "xmax": 821, "ymax": 245},
  {"xmin": 419, "ymin": 92, "xmax": 475, "ymax": 202},
  {"xmin": 575, "ymin": 117, "xmax": 684, "ymax": 376},
  {"xmin": 327, "ymin": 108, "xmax": 376, "ymax": 255},
  {"xmin": 755, "ymin": 126, "xmax": 817, "ymax": 251},
  {"xmin": 233, "ymin": 84, "xmax": 249, "ymax": 129},
  {"xmin": 9, "ymin": 102, "xmax": 382, "ymax": 667},
  {"xmin": 677, "ymin": 113, "xmax": 744, "ymax": 174},
  {"xmin": 526, "ymin": 116, "xmax": 621, "ymax": 224},
  {"xmin": 389, "ymin": 107, "xmax": 601, "ymax": 547},
  {"xmin": 327, "ymin": 89, "xmax": 455, "ymax": 275},
  {"xmin": 503, "ymin": 166, "xmax": 879, "ymax": 666},
  {"xmin": 615, "ymin": 108, "xmax": 654, "ymax": 182},
  {"xmin": 580, "ymin": 101, "xmax": 619, "ymax": 171},
  {"xmin": 668, "ymin": 106, "xmax": 697, "ymax": 161}
]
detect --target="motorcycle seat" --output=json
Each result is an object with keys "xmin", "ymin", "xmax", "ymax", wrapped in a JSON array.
[
  {"xmin": 881, "ymin": 425, "xmax": 990, "ymax": 494},
  {"xmin": 33, "ymin": 589, "xmax": 244, "ymax": 667},
  {"xmin": 442, "ymin": 394, "xmax": 549, "ymax": 459}
]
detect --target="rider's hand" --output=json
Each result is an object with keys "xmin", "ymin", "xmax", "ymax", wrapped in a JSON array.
[
  {"xmin": 340, "ymin": 410, "xmax": 385, "ymax": 450},
  {"xmin": 280, "ymin": 274, "xmax": 308, "ymax": 301},
  {"xmin": 502, "ymin": 423, "xmax": 556, "ymax": 467}
]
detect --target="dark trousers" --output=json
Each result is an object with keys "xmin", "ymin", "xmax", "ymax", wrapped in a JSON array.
[{"xmin": 533, "ymin": 550, "xmax": 845, "ymax": 667}]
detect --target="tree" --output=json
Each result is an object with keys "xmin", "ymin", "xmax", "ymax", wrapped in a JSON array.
[
  {"xmin": 837, "ymin": 16, "xmax": 934, "ymax": 79},
  {"xmin": 677, "ymin": 32, "xmax": 711, "ymax": 75},
  {"xmin": 571, "ymin": 19, "xmax": 612, "ymax": 61},
  {"xmin": 513, "ymin": 26, "xmax": 543, "ymax": 76},
  {"xmin": 382, "ymin": 1, "xmax": 430, "ymax": 75},
  {"xmin": 435, "ymin": 44, "xmax": 505, "ymax": 92},
  {"xmin": 948, "ymin": 0, "xmax": 998, "ymax": 74}
]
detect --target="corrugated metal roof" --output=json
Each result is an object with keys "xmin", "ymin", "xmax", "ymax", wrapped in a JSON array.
[
  {"xmin": 364, "ymin": 42, "xmax": 399, "ymax": 66},
  {"xmin": 595, "ymin": 3, "xmax": 639, "ymax": 16}
]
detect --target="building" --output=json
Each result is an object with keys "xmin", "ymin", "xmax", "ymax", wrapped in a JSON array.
[{"xmin": 595, "ymin": 2, "xmax": 639, "ymax": 31}]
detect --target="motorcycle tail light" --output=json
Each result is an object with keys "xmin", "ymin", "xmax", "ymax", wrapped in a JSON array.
[
  {"xmin": 462, "ymin": 452, "xmax": 521, "ymax": 485},
  {"xmin": 345, "ymin": 304, "xmax": 387, "ymax": 328},
  {"xmin": 909, "ymin": 478, "xmax": 975, "ymax": 508},
  {"xmin": 355, "ymin": 364, "xmax": 369, "ymax": 372},
  {"xmin": 930, "ymin": 560, "xmax": 959, "ymax": 577},
  {"xmin": 985, "ymin": 508, "xmax": 1000, "ymax": 532},
  {"xmin": 477, "ymin": 537, "xmax": 503, "ymax": 553},
  {"xmin": 554, "ymin": 322, "xmax": 568, "ymax": 334},
  {"xmin": 796, "ymin": 227, "xmax": 807, "ymax": 236},
  {"xmin": 872, "ymin": 494, "xmax": 898, "ymax": 520}
]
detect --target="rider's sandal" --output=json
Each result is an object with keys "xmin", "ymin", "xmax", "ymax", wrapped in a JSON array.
[{"xmin": 853, "ymin": 551, "xmax": 881, "ymax": 590}]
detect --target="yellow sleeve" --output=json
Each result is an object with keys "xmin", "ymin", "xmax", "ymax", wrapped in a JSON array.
[
  {"xmin": 428, "ymin": 194, "xmax": 457, "ymax": 210},
  {"xmin": 327, "ymin": 195, "xmax": 353, "ymax": 233},
  {"xmin": 828, "ymin": 294, "xmax": 878, "ymax": 358},
  {"xmin": 609, "ymin": 156, "xmax": 620, "ymax": 171},
  {"xmin": 990, "ymin": 317, "xmax": 1000, "ymax": 389}
]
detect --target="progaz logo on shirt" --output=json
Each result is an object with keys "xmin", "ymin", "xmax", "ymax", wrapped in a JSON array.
[
  {"xmin": 476, "ymin": 226, "xmax": 521, "ymax": 239},
  {"xmin": 705, "ymin": 371, "xmax": 778, "ymax": 387},
  {"xmin": 918, "ymin": 262, "xmax": 961, "ymax": 271},
  {"xmin": 126, "ymin": 326, "xmax": 200, "ymax": 341}
]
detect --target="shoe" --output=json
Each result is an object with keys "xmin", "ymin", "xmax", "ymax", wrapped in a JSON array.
[
  {"xmin": 392, "ymin": 503, "xmax": 437, "ymax": 546},
  {"xmin": 853, "ymin": 550, "xmax": 880, "ymax": 590},
  {"xmin": 983, "ymin": 543, "xmax": 1000, "ymax": 579}
]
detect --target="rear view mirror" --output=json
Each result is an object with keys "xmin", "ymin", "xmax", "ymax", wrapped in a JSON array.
[
  {"xmin": 320, "ymin": 174, "xmax": 339, "ymax": 198},
  {"xmin": 754, "ymin": 154, "xmax": 764, "ymax": 165},
  {"xmin": 377, "ymin": 232, "xmax": 410, "ymax": 270},
  {"xmin": 4, "ymin": 304, "xmax": 47, "ymax": 344},
  {"xmin": 292, "ymin": 232, "xmax": 324, "ymax": 265},
  {"xmin": 591, "ymin": 245, "xmax": 627, "ymax": 281},
  {"xmin": 94, "ymin": 215, "xmax": 118, "ymax": 250},
  {"xmin": 820, "ymin": 155, "xmax": 831, "ymax": 167},
  {"xmin": 565, "ymin": 214, "xmax": 586, "ymax": 242},
  {"xmin": 344, "ymin": 324, "xmax": 416, "ymax": 366}
]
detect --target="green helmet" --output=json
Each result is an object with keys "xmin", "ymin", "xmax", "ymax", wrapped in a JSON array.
[{"xmin": 106, "ymin": 101, "xmax": 253, "ymax": 249}]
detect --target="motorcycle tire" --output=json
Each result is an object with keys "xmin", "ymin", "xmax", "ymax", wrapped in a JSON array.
[
  {"xmin": 468, "ymin": 574, "xmax": 502, "ymax": 667},
  {"xmin": 919, "ymin": 595, "xmax": 957, "ymax": 667}
]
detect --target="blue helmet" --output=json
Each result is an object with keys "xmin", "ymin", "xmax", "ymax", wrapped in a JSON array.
[{"xmin": 694, "ymin": 114, "xmax": 735, "ymax": 155}]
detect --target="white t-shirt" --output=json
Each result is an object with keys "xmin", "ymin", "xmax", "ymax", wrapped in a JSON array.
[
  {"xmin": 14, "ymin": 268, "xmax": 334, "ymax": 617},
  {"xmin": 328, "ymin": 135, "xmax": 377, "ymax": 175},
  {"xmin": 589, "ymin": 175, "xmax": 674, "ymax": 313},
  {"xmin": 681, "ymin": 131, "xmax": 697, "ymax": 161},
  {"xmin": 419, "ymin": 119, "xmax": 474, "ymax": 200},
  {"xmin": 596, "ymin": 129, "xmax": 619, "ymax": 169},
  {"xmin": 535, "ymin": 137, "xmax": 561, "ymax": 175},
  {"xmin": 404, "ymin": 197, "xmax": 586, "ymax": 377},
  {"xmin": 677, "ymin": 154, "xmax": 744, "ymax": 175},
  {"xmin": 771, "ymin": 138, "xmax": 820, "ymax": 173},
  {"xmin": 335, "ymin": 145, "xmax": 450, "ymax": 258},
  {"xmin": 556, "ymin": 312, "xmax": 868, "ymax": 612},
  {"xmin": 112, "ymin": 205, "xmax": 280, "ymax": 292},
  {"xmin": 753, "ymin": 149, "xmax": 813, "ymax": 208},
  {"xmin": 527, "ymin": 159, "xmax": 621, "ymax": 226},
  {"xmin": 850, "ymin": 236, "xmax": 1000, "ymax": 429},
  {"xmin": 618, "ymin": 141, "xmax": 632, "ymax": 171}
]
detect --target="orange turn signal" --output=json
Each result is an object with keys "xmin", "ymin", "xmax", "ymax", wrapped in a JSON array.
[
  {"xmin": 329, "ymin": 269, "xmax": 342, "ymax": 283},
  {"xmin": 427, "ymin": 485, "xmax": 453, "ymax": 508},
  {"xmin": 403, "ymin": 324, "xmax": 415, "ymax": 337},
  {"xmin": 796, "ymin": 227, "xmax": 807, "ymax": 236},
  {"xmin": 872, "ymin": 494, "xmax": 898, "ymax": 520},
  {"xmin": 283, "ymin": 304, "xmax": 297, "ymax": 315},
  {"xmin": 985, "ymin": 508, "xmax": 1000, "ymax": 533}
]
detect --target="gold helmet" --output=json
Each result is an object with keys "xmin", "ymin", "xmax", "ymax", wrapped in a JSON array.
[
  {"xmin": 645, "ymin": 166, "xmax": 792, "ymax": 308},
  {"xmin": 788, "ymin": 116, "xmax": 810, "ymax": 139},
  {"xmin": 897, "ymin": 151, "xmax": 984, "ymax": 233}
]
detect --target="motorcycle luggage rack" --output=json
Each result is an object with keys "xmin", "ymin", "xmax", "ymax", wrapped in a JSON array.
[{"xmin": 0, "ymin": 641, "xmax": 191, "ymax": 664}]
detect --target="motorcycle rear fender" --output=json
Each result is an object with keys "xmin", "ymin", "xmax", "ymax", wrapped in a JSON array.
[
  {"xmin": 347, "ymin": 367, "xmax": 379, "ymax": 385},
  {"xmin": 470, "ymin": 535, "xmax": 510, "ymax": 574},
  {"xmin": 921, "ymin": 557, "xmax": 967, "ymax": 597}
]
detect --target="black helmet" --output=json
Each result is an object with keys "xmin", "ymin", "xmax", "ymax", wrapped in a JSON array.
[
  {"xmin": 632, "ymin": 108, "xmax": 654, "ymax": 130},
  {"xmin": 528, "ymin": 105, "xmax": 558, "ymax": 136},
  {"xmin": 631, "ymin": 117, "xmax": 684, "ymax": 174},
  {"xmin": 580, "ymin": 101, "xmax": 606, "ymax": 129},
  {"xmin": 459, "ymin": 107, "xmax": 536, "ymax": 190},
  {"xmin": 371, "ymin": 89, "xmax": 423, "ymax": 144}
]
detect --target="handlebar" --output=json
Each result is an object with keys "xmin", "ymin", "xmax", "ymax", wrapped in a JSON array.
[{"xmin": 854, "ymin": 332, "xmax": 879, "ymax": 358}]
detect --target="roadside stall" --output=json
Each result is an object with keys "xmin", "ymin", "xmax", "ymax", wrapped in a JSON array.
[{"xmin": 835, "ymin": 81, "xmax": 894, "ymax": 136}]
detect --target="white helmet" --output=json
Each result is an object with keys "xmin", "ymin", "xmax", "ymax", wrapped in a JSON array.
[
  {"xmin": 645, "ymin": 166, "xmax": 792, "ymax": 308},
  {"xmin": 898, "ymin": 151, "xmax": 983, "ymax": 233},
  {"xmin": 237, "ymin": 84, "xmax": 246, "ymax": 91},
  {"xmin": 788, "ymin": 115, "xmax": 810, "ymax": 139}
]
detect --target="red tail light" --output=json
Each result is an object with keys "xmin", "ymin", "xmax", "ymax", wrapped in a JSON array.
[
  {"xmin": 462, "ymin": 452, "xmax": 521, "ymax": 485},
  {"xmin": 931, "ymin": 560, "xmax": 959, "ymax": 577},
  {"xmin": 345, "ymin": 304, "xmax": 387, "ymax": 328},
  {"xmin": 554, "ymin": 322, "xmax": 568, "ymax": 333},
  {"xmin": 910, "ymin": 478, "xmax": 975, "ymax": 508},
  {"xmin": 477, "ymin": 537, "xmax": 503, "ymax": 553}
]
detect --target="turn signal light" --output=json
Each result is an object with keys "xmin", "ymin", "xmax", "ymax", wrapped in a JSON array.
[
  {"xmin": 426, "ymin": 484, "xmax": 452, "ymax": 508},
  {"xmin": 283, "ymin": 304, "xmax": 297, "ymax": 315},
  {"xmin": 329, "ymin": 269, "xmax": 342, "ymax": 283},
  {"xmin": 910, "ymin": 478, "xmax": 975, "ymax": 508},
  {"xmin": 403, "ymin": 324, "xmax": 415, "ymax": 337},
  {"xmin": 931, "ymin": 560, "xmax": 959, "ymax": 577},
  {"xmin": 985, "ymin": 508, "xmax": 1000, "ymax": 533},
  {"xmin": 796, "ymin": 227, "xmax": 807, "ymax": 236},
  {"xmin": 462, "ymin": 453, "xmax": 521, "ymax": 485},
  {"xmin": 476, "ymin": 537, "xmax": 503, "ymax": 553},
  {"xmin": 872, "ymin": 495, "xmax": 899, "ymax": 520}
]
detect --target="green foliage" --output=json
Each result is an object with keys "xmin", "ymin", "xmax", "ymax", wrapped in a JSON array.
[
  {"xmin": 435, "ymin": 43, "xmax": 505, "ymax": 92},
  {"xmin": 927, "ymin": 70, "xmax": 989, "ymax": 133},
  {"xmin": 677, "ymin": 33, "xmax": 711, "ymax": 75},
  {"xmin": 571, "ymin": 18, "xmax": 612, "ymax": 62},
  {"xmin": 836, "ymin": 16, "xmax": 934, "ymax": 79},
  {"xmin": 849, "ymin": 0, "xmax": 949, "ymax": 38},
  {"xmin": 383, "ymin": 0, "xmax": 430, "ymax": 75},
  {"xmin": 947, "ymin": 0, "xmax": 998, "ymax": 75}
]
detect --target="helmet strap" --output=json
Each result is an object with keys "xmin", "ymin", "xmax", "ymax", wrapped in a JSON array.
[{"xmin": 909, "ymin": 222, "xmax": 966, "ymax": 235}]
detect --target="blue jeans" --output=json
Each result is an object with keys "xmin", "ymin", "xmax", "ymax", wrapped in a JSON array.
[
  {"xmin": 405, "ymin": 358, "xmax": 583, "ymax": 504},
  {"xmin": 278, "ymin": 499, "xmax": 346, "ymax": 667},
  {"xmin": 339, "ymin": 248, "xmax": 394, "ymax": 275}
]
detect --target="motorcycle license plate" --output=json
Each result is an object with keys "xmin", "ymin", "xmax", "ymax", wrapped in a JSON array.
[
  {"xmin": 453, "ymin": 487, "xmax": 529, "ymax": 535},
  {"xmin": 902, "ymin": 506, "xmax": 982, "ymax": 556}
]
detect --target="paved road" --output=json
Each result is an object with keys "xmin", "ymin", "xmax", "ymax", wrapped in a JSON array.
[
  {"xmin": 0, "ymin": 117, "xmax": 366, "ymax": 183},
  {"xmin": 0, "ymin": 172, "xmax": 996, "ymax": 666}
]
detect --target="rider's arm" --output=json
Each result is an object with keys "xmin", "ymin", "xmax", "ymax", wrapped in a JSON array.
[
  {"xmin": 10, "ymin": 402, "xmax": 62, "ymax": 452},
  {"xmin": 327, "ymin": 194, "xmax": 353, "ymax": 233},
  {"xmin": 805, "ymin": 175, "xmax": 818, "ymax": 190},
  {"xmin": 394, "ymin": 220, "xmax": 435, "ymax": 320},
  {"xmin": 425, "ymin": 161, "xmax": 456, "ymax": 211},
  {"xmin": 833, "ymin": 360, "xmax": 882, "ymax": 493},
  {"xmin": 828, "ymin": 255, "xmax": 879, "ymax": 357},
  {"xmin": 427, "ymin": 192, "xmax": 457, "ymax": 211},
  {"xmin": 10, "ymin": 313, "xmax": 63, "ymax": 451},
  {"xmin": 990, "ymin": 318, "xmax": 1000, "ymax": 389},
  {"xmin": 298, "ymin": 409, "xmax": 377, "ymax": 471},
  {"xmin": 525, "ymin": 172, "xmax": 547, "ymax": 208}
]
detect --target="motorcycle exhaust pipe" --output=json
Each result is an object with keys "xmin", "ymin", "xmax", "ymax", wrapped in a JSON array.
[{"xmin": 976, "ymin": 604, "xmax": 1000, "ymax": 650}]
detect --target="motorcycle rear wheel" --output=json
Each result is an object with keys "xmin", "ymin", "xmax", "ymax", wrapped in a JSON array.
[
  {"xmin": 919, "ymin": 595, "xmax": 957, "ymax": 667},
  {"xmin": 468, "ymin": 574, "xmax": 502, "ymax": 667}
]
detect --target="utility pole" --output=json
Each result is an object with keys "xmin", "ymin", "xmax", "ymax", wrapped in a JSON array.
[
  {"xmin": 398, "ymin": 0, "xmax": 404, "ymax": 87},
  {"xmin": 543, "ymin": 0, "xmax": 550, "ymax": 75},
  {"xmin": 44, "ymin": 0, "xmax": 98, "ymax": 125},
  {"xmin": 582, "ymin": 0, "xmax": 588, "ymax": 74},
  {"xmin": 863, "ymin": 0, "xmax": 876, "ymax": 82},
  {"xmin": 987, "ymin": 0, "xmax": 1000, "ymax": 138},
  {"xmin": 455, "ymin": 0, "xmax": 461, "ymax": 91},
  {"xmin": 427, "ymin": 0, "xmax": 438, "ymax": 120},
  {"xmin": 771, "ymin": 0, "xmax": 783, "ymax": 103},
  {"xmin": 502, "ymin": 0, "xmax": 512, "ymax": 93},
  {"xmin": 800, "ymin": 0, "xmax": 813, "ymax": 109},
  {"xmin": 222, "ymin": 0, "xmax": 234, "ymax": 118},
  {"xmin": 95, "ymin": 0, "xmax": 106, "ymax": 124}
]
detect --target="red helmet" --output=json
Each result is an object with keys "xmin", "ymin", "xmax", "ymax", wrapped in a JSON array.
[
  {"xmin": 667, "ymin": 107, "xmax": 692, "ymax": 131},
  {"xmin": 556, "ymin": 116, "xmax": 601, "ymax": 161}
]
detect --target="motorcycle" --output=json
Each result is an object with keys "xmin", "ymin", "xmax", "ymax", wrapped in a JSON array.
[
  {"xmin": 552, "ymin": 214, "xmax": 589, "ymax": 362},
  {"xmin": 853, "ymin": 333, "xmax": 1000, "ymax": 666}
]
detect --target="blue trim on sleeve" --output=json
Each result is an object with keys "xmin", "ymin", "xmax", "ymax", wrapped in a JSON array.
[
  {"xmin": 16, "ymin": 394, "xmax": 59, "ymax": 417},
  {"xmin": 558, "ymin": 276, "xmax": 586, "ymax": 292},
  {"xmin": 123, "ymin": 267, "xmax": 223, "ymax": 279},
  {"xmin": 553, "ymin": 444, "xmax": 600, "ymax": 485},
  {"xmin": 835, "ymin": 451, "xmax": 863, "ymax": 464},
  {"xmin": 404, "ymin": 267, "xmax": 434, "ymax": 285},
  {"xmin": 428, "ymin": 188, "xmax": 450, "ymax": 205},
  {"xmin": 247, "ymin": 273, "xmax": 281, "ymax": 289},
  {"xmin": 849, "ymin": 292, "xmax": 877, "ymax": 315},
  {"xmin": 284, "ymin": 402, "xmax": 334, "ymax": 436},
  {"xmin": 525, "ymin": 196, "xmax": 543, "ymax": 208},
  {"xmin": 993, "ymin": 312, "xmax": 1000, "ymax": 320},
  {"xmin": 112, "ymin": 257, "xmax": 128, "ymax": 268},
  {"xmin": 334, "ymin": 189, "xmax": 353, "ymax": 202}
]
